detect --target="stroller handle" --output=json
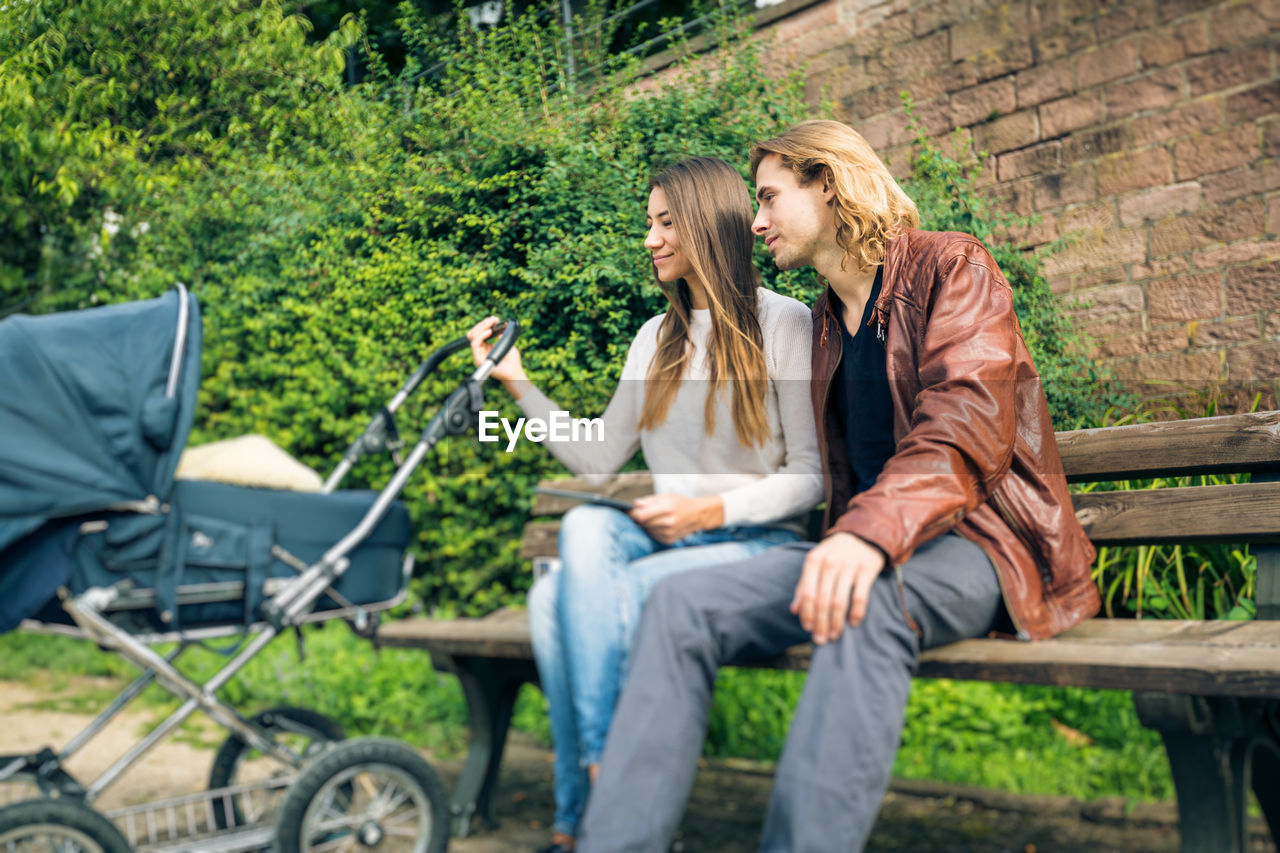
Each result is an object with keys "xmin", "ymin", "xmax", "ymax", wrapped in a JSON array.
[
  {"xmin": 483, "ymin": 319, "xmax": 520, "ymax": 369},
  {"xmin": 391, "ymin": 319, "xmax": 519, "ymax": 413},
  {"xmin": 323, "ymin": 319, "xmax": 521, "ymax": 494}
]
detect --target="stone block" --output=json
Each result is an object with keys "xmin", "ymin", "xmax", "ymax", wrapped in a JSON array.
[
  {"xmin": 856, "ymin": 87, "xmax": 908, "ymax": 120},
  {"xmin": 1069, "ymin": 264, "xmax": 1129, "ymax": 290},
  {"xmin": 951, "ymin": 3, "xmax": 1028, "ymax": 61},
  {"xmin": 1158, "ymin": 0, "xmax": 1222, "ymax": 25},
  {"xmin": 1040, "ymin": 94, "xmax": 1105, "ymax": 139},
  {"xmin": 1032, "ymin": 21, "xmax": 1096, "ymax": 63},
  {"xmin": 1226, "ymin": 82, "xmax": 1280, "ymax": 124},
  {"xmin": 1110, "ymin": 351, "xmax": 1222, "ymax": 385},
  {"xmin": 1193, "ymin": 239, "xmax": 1280, "ymax": 269},
  {"xmin": 1132, "ymin": 256, "xmax": 1193, "ymax": 280},
  {"xmin": 951, "ymin": 77, "xmax": 1018, "ymax": 127},
  {"xmin": 880, "ymin": 29, "xmax": 951, "ymax": 82},
  {"xmin": 1095, "ymin": 327, "xmax": 1191, "ymax": 359},
  {"xmin": 1226, "ymin": 261, "xmax": 1280, "ymax": 314},
  {"xmin": 1202, "ymin": 162, "xmax": 1280, "ymax": 206},
  {"xmin": 1095, "ymin": 0, "xmax": 1157, "ymax": 41},
  {"xmin": 918, "ymin": 64, "xmax": 980, "ymax": 97},
  {"xmin": 1096, "ymin": 148, "xmax": 1174, "ymax": 196},
  {"xmin": 1137, "ymin": 17, "xmax": 1209, "ymax": 66},
  {"xmin": 1227, "ymin": 342, "xmax": 1280, "ymax": 383},
  {"xmin": 967, "ymin": 40, "xmax": 1035, "ymax": 82},
  {"xmin": 1105, "ymin": 68, "xmax": 1185, "ymax": 119},
  {"xmin": 1149, "ymin": 200, "xmax": 1266, "ymax": 257},
  {"xmin": 1041, "ymin": 227, "xmax": 1146, "ymax": 276},
  {"xmin": 1034, "ymin": 164, "xmax": 1097, "ymax": 209},
  {"xmin": 1211, "ymin": 2, "xmax": 1277, "ymax": 50},
  {"xmin": 1075, "ymin": 41, "xmax": 1138, "ymax": 91},
  {"xmin": 773, "ymin": 1, "xmax": 840, "ymax": 44},
  {"xmin": 998, "ymin": 140, "xmax": 1062, "ymax": 180},
  {"xmin": 1016, "ymin": 59, "xmax": 1073, "ymax": 109},
  {"xmin": 1196, "ymin": 239, "xmax": 1280, "ymax": 271},
  {"xmin": 1059, "ymin": 201, "xmax": 1117, "ymax": 232},
  {"xmin": 1071, "ymin": 282, "xmax": 1146, "ymax": 321},
  {"xmin": 1130, "ymin": 99, "xmax": 1222, "ymax": 147},
  {"xmin": 975, "ymin": 108, "xmax": 1040, "ymax": 154},
  {"xmin": 991, "ymin": 176, "xmax": 1038, "ymax": 216},
  {"xmin": 1173, "ymin": 125, "xmax": 1260, "ymax": 181},
  {"xmin": 1148, "ymin": 272, "xmax": 1223, "ymax": 322},
  {"xmin": 1002, "ymin": 213, "xmax": 1060, "ymax": 247},
  {"xmin": 1118, "ymin": 182, "xmax": 1204, "ymax": 227},
  {"xmin": 1266, "ymin": 121, "xmax": 1280, "ymax": 159},
  {"xmin": 1192, "ymin": 318, "xmax": 1261, "ymax": 348},
  {"xmin": 1185, "ymin": 46, "xmax": 1271, "ymax": 98},
  {"xmin": 913, "ymin": 0, "xmax": 975, "ymax": 37},
  {"xmin": 1062, "ymin": 125, "xmax": 1132, "ymax": 163},
  {"xmin": 1271, "ymin": 195, "xmax": 1280, "ymax": 236},
  {"xmin": 1079, "ymin": 314, "xmax": 1143, "ymax": 347},
  {"xmin": 1267, "ymin": 312, "xmax": 1280, "ymax": 338},
  {"xmin": 857, "ymin": 110, "xmax": 911, "ymax": 150}
]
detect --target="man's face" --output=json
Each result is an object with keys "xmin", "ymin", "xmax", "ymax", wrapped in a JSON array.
[{"xmin": 752, "ymin": 154, "xmax": 832, "ymax": 271}]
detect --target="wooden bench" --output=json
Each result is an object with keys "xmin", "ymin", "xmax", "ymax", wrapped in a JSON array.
[{"xmin": 380, "ymin": 409, "xmax": 1280, "ymax": 851}]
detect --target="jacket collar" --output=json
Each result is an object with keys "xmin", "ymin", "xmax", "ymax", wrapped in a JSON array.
[{"xmin": 817, "ymin": 229, "xmax": 912, "ymax": 347}]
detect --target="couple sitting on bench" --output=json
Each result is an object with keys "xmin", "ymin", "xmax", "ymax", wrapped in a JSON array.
[{"xmin": 465, "ymin": 119, "xmax": 1098, "ymax": 853}]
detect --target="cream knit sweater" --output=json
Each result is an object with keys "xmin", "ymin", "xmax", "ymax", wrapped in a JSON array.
[{"xmin": 516, "ymin": 288, "xmax": 823, "ymax": 528}]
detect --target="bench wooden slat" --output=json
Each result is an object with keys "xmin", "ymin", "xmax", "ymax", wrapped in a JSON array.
[
  {"xmin": 1074, "ymin": 480, "xmax": 1280, "ymax": 545},
  {"xmin": 1055, "ymin": 410, "xmax": 1280, "ymax": 482},
  {"xmin": 379, "ymin": 614, "xmax": 1280, "ymax": 698},
  {"xmin": 525, "ymin": 413, "xmax": 1280, "ymax": 501},
  {"xmin": 522, "ymin": 481, "xmax": 1280, "ymax": 556}
]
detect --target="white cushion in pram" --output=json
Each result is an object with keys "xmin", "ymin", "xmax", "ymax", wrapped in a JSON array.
[{"xmin": 176, "ymin": 435, "xmax": 323, "ymax": 493}]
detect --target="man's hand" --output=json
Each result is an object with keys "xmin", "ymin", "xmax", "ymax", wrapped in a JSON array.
[
  {"xmin": 630, "ymin": 494, "xmax": 724, "ymax": 545},
  {"xmin": 791, "ymin": 532, "xmax": 887, "ymax": 645}
]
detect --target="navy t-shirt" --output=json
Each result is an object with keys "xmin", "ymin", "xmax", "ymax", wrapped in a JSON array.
[{"xmin": 831, "ymin": 267, "xmax": 895, "ymax": 496}]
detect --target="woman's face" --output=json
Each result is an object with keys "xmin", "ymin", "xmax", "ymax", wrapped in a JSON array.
[{"xmin": 644, "ymin": 187, "xmax": 696, "ymax": 284}]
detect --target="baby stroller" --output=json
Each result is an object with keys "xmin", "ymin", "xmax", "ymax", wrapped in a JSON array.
[{"xmin": 0, "ymin": 286, "xmax": 518, "ymax": 852}]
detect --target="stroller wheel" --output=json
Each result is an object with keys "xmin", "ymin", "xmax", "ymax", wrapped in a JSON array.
[
  {"xmin": 273, "ymin": 737, "xmax": 448, "ymax": 853},
  {"xmin": 208, "ymin": 705, "xmax": 346, "ymax": 829},
  {"xmin": 0, "ymin": 797, "xmax": 131, "ymax": 853}
]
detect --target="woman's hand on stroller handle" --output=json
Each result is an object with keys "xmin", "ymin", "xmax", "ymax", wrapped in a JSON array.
[{"xmin": 467, "ymin": 316, "xmax": 528, "ymax": 394}]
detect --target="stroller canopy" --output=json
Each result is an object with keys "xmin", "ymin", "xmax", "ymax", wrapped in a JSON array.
[{"xmin": 0, "ymin": 287, "xmax": 202, "ymax": 556}]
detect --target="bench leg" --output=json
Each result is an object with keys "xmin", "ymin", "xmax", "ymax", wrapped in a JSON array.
[
  {"xmin": 1134, "ymin": 693, "xmax": 1278, "ymax": 853},
  {"xmin": 440, "ymin": 655, "xmax": 538, "ymax": 838},
  {"xmin": 1251, "ymin": 705, "xmax": 1280, "ymax": 843}
]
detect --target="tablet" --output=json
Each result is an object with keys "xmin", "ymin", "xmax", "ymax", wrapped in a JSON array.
[{"xmin": 533, "ymin": 486, "xmax": 635, "ymax": 512}]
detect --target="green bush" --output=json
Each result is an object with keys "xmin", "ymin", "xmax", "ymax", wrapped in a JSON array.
[{"xmin": 5, "ymin": 1, "xmax": 1113, "ymax": 615}]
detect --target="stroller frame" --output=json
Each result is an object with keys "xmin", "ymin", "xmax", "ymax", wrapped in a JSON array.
[{"xmin": 0, "ymin": 295, "xmax": 519, "ymax": 851}]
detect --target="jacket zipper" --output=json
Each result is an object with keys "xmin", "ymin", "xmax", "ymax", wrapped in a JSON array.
[{"xmin": 818, "ymin": 311, "xmax": 842, "ymax": 532}]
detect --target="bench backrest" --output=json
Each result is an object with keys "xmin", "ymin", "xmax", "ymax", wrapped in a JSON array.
[{"xmin": 523, "ymin": 410, "xmax": 1280, "ymax": 618}]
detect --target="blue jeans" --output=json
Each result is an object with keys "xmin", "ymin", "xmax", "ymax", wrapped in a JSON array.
[{"xmin": 527, "ymin": 504, "xmax": 800, "ymax": 837}]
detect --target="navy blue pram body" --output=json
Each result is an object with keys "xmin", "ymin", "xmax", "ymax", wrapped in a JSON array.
[{"xmin": 0, "ymin": 288, "xmax": 411, "ymax": 634}]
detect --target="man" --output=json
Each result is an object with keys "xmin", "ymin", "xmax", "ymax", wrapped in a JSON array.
[{"xmin": 576, "ymin": 120, "xmax": 1100, "ymax": 852}]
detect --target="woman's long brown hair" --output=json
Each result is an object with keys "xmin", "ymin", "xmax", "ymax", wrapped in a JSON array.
[{"xmin": 638, "ymin": 157, "xmax": 771, "ymax": 447}]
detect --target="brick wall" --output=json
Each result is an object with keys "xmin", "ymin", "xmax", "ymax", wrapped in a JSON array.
[{"xmin": 757, "ymin": 0, "xmax": 1279, "ymax": 401}]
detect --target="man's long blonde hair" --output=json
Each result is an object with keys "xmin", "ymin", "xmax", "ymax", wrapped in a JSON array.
[
  {"xmin": 639, "ymin": 157, "xmax": 771, "ymax": 448},
  {"xmin": 750, "ymin": 120, "xmax": 920, "ymax": 274}
]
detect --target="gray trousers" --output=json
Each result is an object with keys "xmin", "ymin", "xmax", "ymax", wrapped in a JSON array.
[{"xmin": 576, "ymin": 533, "xmax": 1003, "ymax": 853}]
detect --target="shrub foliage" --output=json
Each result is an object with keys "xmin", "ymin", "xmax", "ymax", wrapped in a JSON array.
[{"xmin": 5, "ymin": 1, "xmax": 1112, "ymax": 614}]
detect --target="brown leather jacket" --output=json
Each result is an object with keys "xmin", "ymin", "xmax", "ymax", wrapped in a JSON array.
[{"xmin": 812, "ymin": 229, "xmax": 1099, "ymax": 641}]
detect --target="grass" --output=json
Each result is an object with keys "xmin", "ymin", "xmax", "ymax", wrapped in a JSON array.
[{"xmin": 0, "ymin": 626, "xmax": 1175, "ymax": 805}]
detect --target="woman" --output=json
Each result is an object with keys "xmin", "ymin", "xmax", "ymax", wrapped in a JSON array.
[{"xmin": 466, "ymin": 156, "xmax": 822, "ymax": 853}]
